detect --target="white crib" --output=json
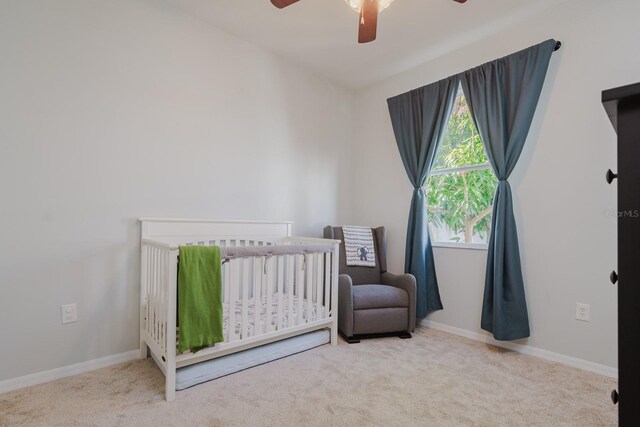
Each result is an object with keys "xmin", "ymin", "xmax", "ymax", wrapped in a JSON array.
[{"xmin": 139, "ymin": 218, "xmax": 340, "ymax": 401}]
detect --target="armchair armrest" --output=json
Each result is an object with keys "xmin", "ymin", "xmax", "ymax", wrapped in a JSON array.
[
  {"xmin": 381, "ymin": 272, "xmax": 417, "ymax": 332},
  {"xmin": 338, "ymin": 274, "xmax": 354, "ymax": 337}
]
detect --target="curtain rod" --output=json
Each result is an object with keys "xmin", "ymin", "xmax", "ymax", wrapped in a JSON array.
[{"xmin": 387, "ymin": 39, "xmax": 562, "ymax": 101}]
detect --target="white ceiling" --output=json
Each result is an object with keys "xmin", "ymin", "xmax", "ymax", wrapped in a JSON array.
[{"xmin": 165, "ymin": 0, "xmax": 565, "ymax": 89}]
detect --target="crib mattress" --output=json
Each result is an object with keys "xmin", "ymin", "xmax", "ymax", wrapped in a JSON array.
[
  {"xmin": 177, "ymin": 293, "xmax": 325, "ymax": 346},
  {"xmin": 222, "ymin": 293, "xmax": 323, "ymax": 339}
]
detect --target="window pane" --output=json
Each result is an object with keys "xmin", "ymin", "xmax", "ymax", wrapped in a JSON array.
[
  {"xmin": 426, "ymin": 168, "xmax": 497, "ymax": 244},
  {"xmin": 432, "ymin": 90, "xmax": 488, "ymax": 171}
]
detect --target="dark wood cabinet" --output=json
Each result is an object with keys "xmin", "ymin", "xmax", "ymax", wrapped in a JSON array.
[{"xmin": 602, "ymin": 82, "xmax": 640, "ymax": 426}]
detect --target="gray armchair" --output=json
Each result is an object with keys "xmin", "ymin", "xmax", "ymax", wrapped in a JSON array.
[{"xmin": 323, "ymin": 226, "xmax": 417, "ymax": 343}]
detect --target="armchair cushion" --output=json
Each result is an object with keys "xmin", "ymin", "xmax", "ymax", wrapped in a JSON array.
[{"xmin": 352, "ymin": 285, "xmax": 409, "ymax": 310}]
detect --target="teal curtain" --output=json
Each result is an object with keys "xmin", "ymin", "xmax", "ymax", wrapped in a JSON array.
[
  {"xmin": 387, "ymin": 76, "xmax": 459, "ymax": 318},
  {"xmin": 460, "ymin": 39, "xmax": 556, "ymax": 340}
]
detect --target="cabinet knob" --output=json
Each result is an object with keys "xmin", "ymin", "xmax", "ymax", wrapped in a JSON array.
[
  {"xmin": 606, "ymin": 169, "xmax": 618, "ymax": 184},
  {"xmin": 610, "ymin": 271, "xmax": 618, "ymax": 284},
  {"xmin": 611, "ymin": 389, "xmax": 619, "ymax": 405}
]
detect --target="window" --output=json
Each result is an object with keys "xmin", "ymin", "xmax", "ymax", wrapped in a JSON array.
[{"xmin": 426, "ymin": 86, "xmax": 498, "ymax": 245}]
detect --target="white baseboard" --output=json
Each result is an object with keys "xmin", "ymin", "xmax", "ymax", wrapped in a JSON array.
[
  {"xmin": 421, "ymin": 320, "xmax": 618, "ymax": 379},
  {"xmin": 0, "ymin": 350, "xmax": 140, "ymax": 395}
]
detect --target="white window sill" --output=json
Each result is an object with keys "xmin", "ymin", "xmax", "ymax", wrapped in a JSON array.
[{"xmin": 432, "ymin": 242, "xmax": 488, "ymax": 251}]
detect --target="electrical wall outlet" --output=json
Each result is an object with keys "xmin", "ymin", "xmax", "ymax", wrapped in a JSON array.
[
  {"xmin": 61, "ymin": 303, "xmax": 78, "ymax": 324},
  {"xmin": 576, "ymin": 303, "xmax": 590, "ymax": 322}
]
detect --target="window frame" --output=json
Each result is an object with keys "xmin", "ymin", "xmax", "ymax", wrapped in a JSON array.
[
  {"xmin": 427, "ymin": 90, "xmax": 495, "ymax": 250},
  {"xmin": 430, "ymin": 162, "xmax": 492, "ymax": 177},
  {"xmin": 431, "ymin": 241, "xmax": 489, "ymax": 250}
]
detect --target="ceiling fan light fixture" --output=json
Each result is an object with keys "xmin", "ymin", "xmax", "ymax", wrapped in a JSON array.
[
  {"xmin": 272, "ymin": 0, "xmax": 467, "ymax": 44},
  {"xmin": 345, "ymin": 0, "xmax": 395, "ymax": 13}
]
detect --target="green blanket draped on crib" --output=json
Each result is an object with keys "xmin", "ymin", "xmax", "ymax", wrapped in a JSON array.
[{"xmin": 177, "ymin": 245, "xmax": 224, "ymax": 353}]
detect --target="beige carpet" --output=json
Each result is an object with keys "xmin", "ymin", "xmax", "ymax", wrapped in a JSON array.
[{"xmin": 0, "ymin": 327, "xmax": 617, "ymax": 426}]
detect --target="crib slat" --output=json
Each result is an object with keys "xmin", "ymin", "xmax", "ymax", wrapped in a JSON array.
[
  {"xmin": 297, "ymin": 254, "xmax": 304, "ymax": 326},
  {"xmin": 150, "ymin": 246, "xmax": 155, "ymax": 338},
  {"xmin": 223, "ymin": 259, "xmax": 230, "ymax": 305},
  {"xmin": 160, "ymin": 248, "xmax": 165, "ymax": 349},
  {"xmin": 158, "ymin": 248, "xmax": 162, "ymax": 346},
  {"xmin": 306, "ymin": 254, "xmax": 313, "ymax": 324},
  {"xmin": 161, "ymin": 248, "xmax": 166, "ymax": 350},
  {"xmin": 277, "ymin": 256, "xmax": 284, "ymax": 331},
  {"xmin": 146, "ymin": 246, "xmax": 152, "ymax": 338},
  {"xmin": 265, "ymin": 257, "xmax": 273, "ymax": 334},
  {"xmin": 242, "ymin": 258, "xmax": 250, "ymax": 339},
  {"xmin": 164, "ymin": 248, "xmax": 170, "ymax": 351},
  {"xmin": 148, "ymin": 246, "xmax": 154, "ymax": 339},
  {"xmin": 315, "ymin": 253, "xmax": 322, "ymax": 322},
  {"xmin": 143, "ymin": 245, "xmax": 148, "ymax": 338},
  {"xmin": 160, "ymin": 247, "xmax": 164, "ymax": 349},
  {"xmin": 287, "ymin": 255, "xmax": 294, "ymax": 328},
  {"xmin": 228, "ymin": 259, "xmax": 239, "ymax": 342},
  {"xmin": 150, "ymin": 247, "xmax": 155, "ymax": 343},
  {"xmin": 157, "ymin": 247, "xmax": 161, "ymax": 347},
  {"xmin": 152, "ymin": 247, "xmax": 158, "ymax": 347},
  {"xmin": 254, "ymin": 257, "xmax": 261, "ymax": 336}
]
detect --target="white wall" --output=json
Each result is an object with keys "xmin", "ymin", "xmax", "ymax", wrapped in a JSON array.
[
  {"xmin": 0, "ymin": 0, "xmax": 353, "ymax": 381},
  {"xmin": 350, "ymin": 0, "xmax": 640, "ymax": 369}
]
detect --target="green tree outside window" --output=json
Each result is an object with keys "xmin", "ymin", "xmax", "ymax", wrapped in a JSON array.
[{"xmin": 426, "ymin": 92, "xmax": 498, "ymax": 243}]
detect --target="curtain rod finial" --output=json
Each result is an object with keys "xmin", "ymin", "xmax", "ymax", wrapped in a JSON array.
[{"xmin": 554, "ymin": 41, "xmax": 562, "ymax": 51}]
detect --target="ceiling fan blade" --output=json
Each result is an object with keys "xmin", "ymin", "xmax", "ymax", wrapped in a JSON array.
[
  {"xmin": 271, "ymin": 0, "xmax": 299, "ymax": 9},
  {"xmin": 452, "ymin": 0, "xmax": 468, "ymax": 3},
  {"xmin": 358, "ymin": 0, "xmax": 379, "ymax": 44}
]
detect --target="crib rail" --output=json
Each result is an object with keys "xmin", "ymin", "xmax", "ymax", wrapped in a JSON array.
[{"xmin": 140, "ymin": 236, "xmax": 339, "ymax": 395}]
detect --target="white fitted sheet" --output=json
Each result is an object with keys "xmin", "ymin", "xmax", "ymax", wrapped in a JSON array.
[
  {"xmin": 222, "ymin": 293, "xmax": 324, "ymax": 339},
  {"xmin": 176, "ymin": 293, "xmax": 326, "ymax": 346}
]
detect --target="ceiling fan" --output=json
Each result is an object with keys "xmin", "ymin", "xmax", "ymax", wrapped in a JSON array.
[{"xmin": 271, "ymin": 0, "xmax": 468, "ymax": 44}]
